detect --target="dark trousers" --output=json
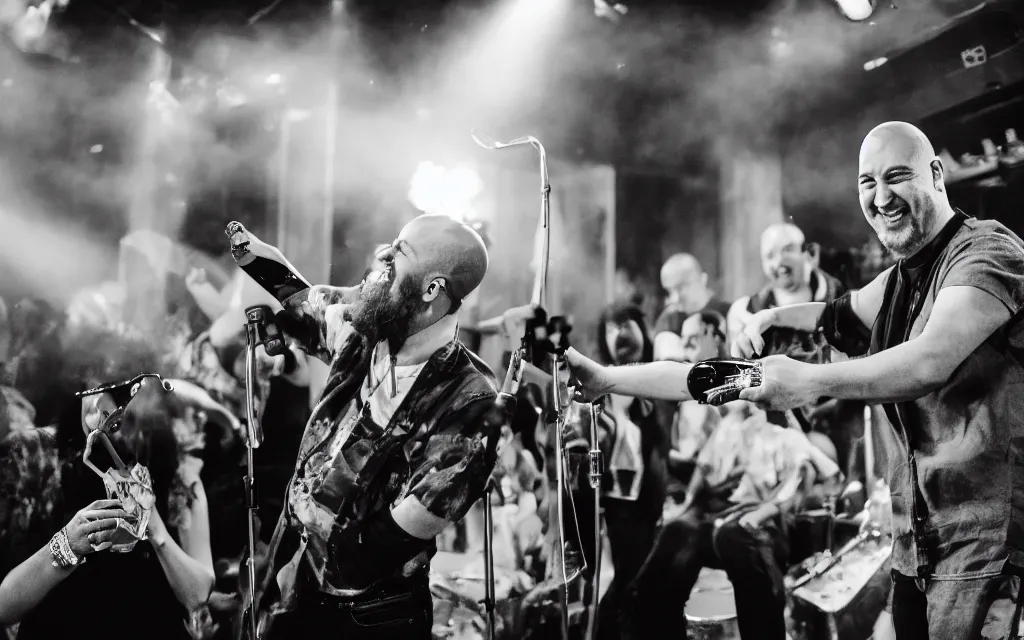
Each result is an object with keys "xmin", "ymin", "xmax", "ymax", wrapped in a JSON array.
[
  {"xmin": 891, "ymin": 570, "xmax": 1021, "ymax": 640},
  {"xmin": 623, "ymin": 511, "xmax": 790, "ymax": 640},
  {"xmin": 596, "ymin": 502, "xmax": 660, "ymax": 640},
  {"xmin": 265, "ymin": 573, "xmax": 433, "ymax": 640}
]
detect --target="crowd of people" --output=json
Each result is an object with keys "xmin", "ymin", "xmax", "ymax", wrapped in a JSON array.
[{"xmin": 0, "ymin": 120, "xmax": 1022, "ymax": 640}]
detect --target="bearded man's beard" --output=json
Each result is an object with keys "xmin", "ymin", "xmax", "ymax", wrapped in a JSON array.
[{"xmin": 348, "ymin": 275, "xmax": 426, "ymax": 344}]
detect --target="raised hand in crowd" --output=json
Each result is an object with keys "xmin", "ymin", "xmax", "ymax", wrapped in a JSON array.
[{"xmin": 0, "ymin": 498, "xmax": 132, "ymax": 625}]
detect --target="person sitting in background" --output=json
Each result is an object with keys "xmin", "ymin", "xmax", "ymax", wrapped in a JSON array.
[
  {"xmin": 665, "ymin": 311, "xmax": 727, "ymax": 497},
  {"xmin": 653, "ymin": 254, "xmax": 731, "ymax": 363},
  {"xmin": 0, "ymin": 336, "xmax": 215, "ymax": 639},
  {"xmin": 586, "ymin": 302, "xmax": 671, "ymax": 640},
  {"xmin": 624, "ymin": 405, "xmax": 841, "ymax": 640}
]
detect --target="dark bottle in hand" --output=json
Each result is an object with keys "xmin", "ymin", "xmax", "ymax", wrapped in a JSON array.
[
  {"xmin": 686, "ymin": 359, "xmax": 763, "ymax": 406},
  {"xmin": 225, "ymin": 221, "xmax": 312, "ymax": 306}
]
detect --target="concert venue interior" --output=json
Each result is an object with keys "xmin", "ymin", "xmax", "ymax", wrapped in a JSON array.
[{"xmin": 1, "ymin": 0, "xmax": 1023, "ymax": 638}]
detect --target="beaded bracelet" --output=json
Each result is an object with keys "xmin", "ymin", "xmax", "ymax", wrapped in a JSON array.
[{"xmin": 49, "ymin": 528, "xmax": 85, "ymax": 569}]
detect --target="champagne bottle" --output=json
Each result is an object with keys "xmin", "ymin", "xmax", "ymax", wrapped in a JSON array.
[
  {"xmin": 686, "ymin": 358, "xmax": 764, "ymax": 405},
  {"xmin": 226, "ymin": 222, "xmax": 361, "ymax": 361},
  {"xmin": 225, "ymin": 221, "xmax": 312, "ymax": 306}
]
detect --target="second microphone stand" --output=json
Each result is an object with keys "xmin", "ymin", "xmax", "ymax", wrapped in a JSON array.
[{"xmin": 240, "ymin": 305, "xmax": 284, "ymax": 640}]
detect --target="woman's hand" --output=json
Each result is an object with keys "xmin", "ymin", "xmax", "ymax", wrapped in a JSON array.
[
  {"xmin": 566, "ymin": 348, "xmax": 613, "ymax": 402},
  {"xmin": 730, "ymin": 308, "xmax": 777, "ymax": 358},
  {"xmin": 65, "ymin": 499, "xmax": 134, "ymax": 556}
]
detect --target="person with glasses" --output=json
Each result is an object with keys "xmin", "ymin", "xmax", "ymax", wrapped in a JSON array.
[{"xmin": 0, "ymin": 362, "xmax": 215, "ymax": 640}]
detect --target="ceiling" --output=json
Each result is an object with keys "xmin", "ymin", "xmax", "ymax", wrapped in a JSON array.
[{"xmin": 2, "ymin": 0, "xmax": 1000, "ymax": 172}]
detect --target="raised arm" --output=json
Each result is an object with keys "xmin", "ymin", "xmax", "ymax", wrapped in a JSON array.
[
  {"xmin": 731, "ymin": 267, "xmax": 894, "ymax": 359},
  {"xmin": 147, "ymin": 476, "xmax": 215, "ymax": 612},
  {"xmin": 275, "ymin": 285, "xmax": 360, "ymax": 365},
  {"xmin": 0, "ymin": 499, "xmax": 129, "ymax": 625}
]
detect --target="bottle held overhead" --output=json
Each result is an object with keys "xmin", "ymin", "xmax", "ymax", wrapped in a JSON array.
[{"xmin": 225, "ymin": 221, "xmax": 313, "ymax": 305}]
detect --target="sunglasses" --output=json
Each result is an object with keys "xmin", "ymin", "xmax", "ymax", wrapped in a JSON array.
[
  {"xmin": 76, "ymin": 374, "xmax": 174, "ymax": 431},
  {"xmin": 78, "ymin": 374, "xmax": 174, "ymax": 478},
  {"xmin": 77, "ymin": 373, "xmax": 173, "ymax": 405}
]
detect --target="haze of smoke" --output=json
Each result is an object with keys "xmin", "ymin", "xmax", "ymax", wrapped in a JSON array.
[{"xmin": 0, "ymin": 0, "xmax": 963, "ymax": 310}]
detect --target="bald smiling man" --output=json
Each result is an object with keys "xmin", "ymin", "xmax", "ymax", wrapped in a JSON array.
[
  {"xmin": 248, "ymin": 214, "xmax": 500, "ymax": 639},
  {"xmin": 730, "ymin": 122, "xmax": 1024, "ymax": 640}
]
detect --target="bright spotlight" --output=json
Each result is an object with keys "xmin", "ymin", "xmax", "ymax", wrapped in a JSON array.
[
  {"xmin": 408, "ymin": 162, "xmax": 483, "ymax": 222},
  {"xmin": 833, "ymin": 0, "xmax": 876, "ymax": 21},
  {"xmin": 265, "ymin": 73, "xmax": 282, "ymax": 85},
  {"xmin": 594, "ymin": 0, "xmax": 627, "ymax": 23}
]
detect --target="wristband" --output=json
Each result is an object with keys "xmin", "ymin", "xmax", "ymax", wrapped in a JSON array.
[{"xmin": 49, "ymin": 528, "xmax": 85, "ymax": 569}]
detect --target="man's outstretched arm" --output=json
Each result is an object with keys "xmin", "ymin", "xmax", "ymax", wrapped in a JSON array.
[
  {"xmin": 808, "ymin": 286, "xmax": 1010, "ymax": 403},
  {"xmin": 567, "ymin": 348, "xmax": 696, "ymax": 403}
]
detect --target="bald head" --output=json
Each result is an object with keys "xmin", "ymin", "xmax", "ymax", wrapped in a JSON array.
[
  {"xmin": 760, "ymin": 222, "xmax": 811, "ymax": 292},
  {"xmin": 760, "ymin": 223, "xmax": 805, "ymax": 254},
  {"xmin": 397, "ymin": 214, "xmax": 489, "ymax": 304},
  {"xmin": 860, "ymin": 122, "xmax": 937, "ymax": 173},
  {"xmin": 857, "ymin": 121, "xmax": 952, "ymax": 258},
  {"xmin": 660, "ymin": 253, "xmax": 710, "ymax": 313}
]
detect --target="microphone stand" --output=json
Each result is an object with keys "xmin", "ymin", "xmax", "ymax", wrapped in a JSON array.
[
  {"xmin": 471, "ymin": 130, "xmax": 582, "ymax": 640},
  {"xmin": 584, "ymin": 403, "xmax": 603, "ymax": 640},
  {"xmin": 241, "ymin": 305, "xmax": 271, "ymax": 640},
  {"xmin": 546, "ymin": 316, "xmax": 575, "ymax": 640},
  {"xmin": 482, "ymin": 474, "xmax": 505, "ymax": 640}
]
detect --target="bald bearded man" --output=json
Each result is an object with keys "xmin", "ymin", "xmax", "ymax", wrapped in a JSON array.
[
  {"xmin": 729, "ymin": 122, "xmax": 1024, "ymax": 640},
  {"xmin": 251, "ymin": 214, "xmax": 499, "ymax": 639}
]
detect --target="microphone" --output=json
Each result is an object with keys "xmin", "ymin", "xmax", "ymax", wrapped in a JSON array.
[{"xmin": 246, "ymin": 305, "xmax": 286, "ymax": 357}]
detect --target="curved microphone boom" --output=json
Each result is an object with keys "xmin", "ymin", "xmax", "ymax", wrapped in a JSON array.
[
  {"xmin": 470, "ymin": 130, "xmax": 551, "ymax": 310},
  {"xmin": 471, "ymin": 129, "xmax": 585, "ymax": 640}
]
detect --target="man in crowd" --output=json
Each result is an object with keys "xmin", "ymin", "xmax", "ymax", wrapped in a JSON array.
[
  {"xmin": 653, "ymin": 253, "xmax": 732, "ymax": 362},
  {"xmin": 727, "ymin": 224, "xmax": 845, "ymax": 427},
  {"xmin": 244, "ymin": 214, "xmax": 500, "ymax": 638},
  {"xmin": 667, "ymin": 312, "xmax": 727, "ymax": 494}
]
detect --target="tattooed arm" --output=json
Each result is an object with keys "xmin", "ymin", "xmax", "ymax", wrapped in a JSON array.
[{"xmin": 275, "ymin": 285, "xmax": 360, "ymax": 365}]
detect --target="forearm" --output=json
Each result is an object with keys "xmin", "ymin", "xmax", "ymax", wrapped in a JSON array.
[
  {"xmin": 152, "ymin": 537, "xmax": 215, "ymax": 611},
  {"xmin": 189, "ymin": 284, "xmax": 229, "ymax": 320},
  {"xmin": 809, "ymin": 338, "xmax": 946, "ymax": 404},
  {"xmin": 0, "ymin": 545, "xmax": 77, "ymax": 624},
  {"xmin": 765, "ymin": 303, "xmax": 826, "ymax": 333},
  {"xmin": 606, "ymin": 361, "xmax": 695, "ymax": 402}
]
